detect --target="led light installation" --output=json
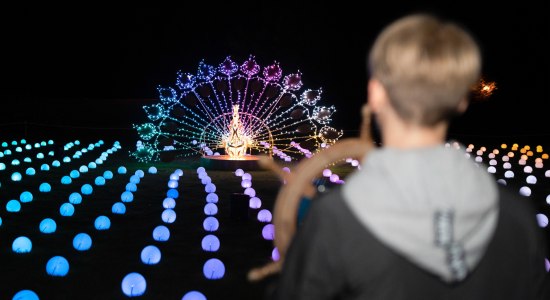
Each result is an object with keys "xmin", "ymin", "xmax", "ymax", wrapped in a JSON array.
[{"xmin": 131, "ymin": 55, "xmax": 342, "ymax": 162}]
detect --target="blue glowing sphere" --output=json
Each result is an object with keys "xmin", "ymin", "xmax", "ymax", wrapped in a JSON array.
[
  {"xmin": 204, "ymin": 203, "xmax": 218, "ymax": 216},
  {"xmin": 36, "ymin": 153, "xmax": 44, "ymax": 159},
  {"xmin": 200, "ymin": 176, "xmax": 211, "ymax": 185},
  {"xmin": 201, "ymin": 234, "xmax": 220, "ymax": 252},
  {"xmin": 141, "ymin": 245, "xmax": 161, "ymax": 265},
  {"xmin": 73, "ymin": 233, "xmax": 92, "ymax": 251},
  {"xmin": 244, "ymin": 187, "xmax": 256, "ymax": 197},
  {"xmin": 135, "ymin": 170, "xmax": 145, "ymax": 178},
  {"xmin": 174, "ymin": 169, "xmax": 183, "ymax": 176},
  {"xmin": 125, "ymin": 182, "xmax": 137, "ymax": 192},
  {"xmin": 39, "ymin": 182, "xmax": 52, "ymax": 192},
  {"xmin": 11, "ymin": 172, "xmax": 22, "ymax": 181},
  {"xmin": 68, "ymin": 192, "xmax": 82, "ymax": 204},
  {"xmin": 69, "ymin": 170, "xmax": 80, "ymax": 178},
  {"xmin": 60, "ymin": 203, "xmax": 75, "ymax": 216},
  {"xmin": 40, "ymin": 164, "xmax": 49, "ymax": 171},
  {"xmin": 61, "ymin": 176, "xmax": 72, "ymax": 185},
  {"xmin": 12, "ymin": 236, "xmax": 32, "ymax": 253},
  {"xmin": 40, "ymin": 218, "xmax": 57, "ymax": 234},
  {"xmin": 206, "ymin": 193, "xmax": 219, "ymax": 203},
  {"xmin": 52, "ymin": 160, "xmax": 61, "ymax": 167},
  {"xmin": 46, "ymin": 256, "xmax": 69, "ymax": 277},
  {"xmin": 25, "ymin": 168, "xmax": 36, "ymax": 176},
  {"xmin": 196, "ymin": 167, "xmax": 206, "ymax": 174},
  {"xmin": 118, "ymin": 166, "xmax": 127, "ymax": 174},
  {"xmin": 181, "ymin": 291, "xmax": 207, "ymax": 300},
  {"xmin": 241, "ymin": 179, "xmax": 252, "ymax": 188},
  {"xmin": 94, "ymin": 176, "xmax": 106, "ymax": 186},
  {"xmin": 257, "ymin": 209, "xmax": 272, "ymax": 222},
  {"xmin": 167, "ymin": 189, "xmax": 179, "ymax": 199},
  {"xmin": 121, "ymin": 272, "xmax": 146, "ymax": 297},
  {"xmin": 249, "ymin": 197, "xmax": 262, "ymax": 209},
  {"xmin": 88, "ymin": 162, "xmax": 97, "ymax": 169},
  {"xmin": 242, "ymin": 173, "xmax": 252, "ymax": 180},
  {"xmin": 94, "ymin": 215, "xmax": 111, "ymax": 230},
  {"xmin": 95, "ymin": 158, "xmax": 103, "ymax": 165},
  {"xmin": 121, "ymin": 191, "xmax": 134, "ymax": 203},
  {"xmin": 168, "ymin": 180, "xmax": 178, "ymax": 188},
  {"xmin": 112, "ymin": 202, "xmax": 126, "ymax": 214},
  {"xmin": 23, "ymin": 157, "xmax": 31, "ymax": 163},
  {"xmin": 81, "ymin": 184, "xmax": 93, "ymax": 195},
  {"xmin": 12, "ymin": 289, "xmax": 39, "ymax": 300},
  {"xmin": 235, "ymin": 168, "xmax": 244, "ymax": 176},
  {"xmin": 79, "ymin": 165, "xmax": 88, "ymax": 173},
  {"xmin": 170, "ymin": 173, "xmax": 179, "ymax": 180},
  {"xmin": 63, "ymin": 156, "xmax": 71, "ymax": 163},
  {"xmin": 7, "ymin": 200, "xmax": 21, "ymax": 212},
  {"xmin": 203, "ymin": 258, "xmax": 225, "ymax": 279},
  {"xmin": 272, "ymin": 247, "xmax": 280, "ymax": 261},
  {"xmin": 203, "ymin": 217, "xmax": 219, "ymax": 232},
  {"xmin": 162, "ymin": 197, "xmax": 176, "ymax": 209},
  {"xmin": 103, "ymin": 170, "xmax": 114, "ymax": 179},
  {"xmin": 161, "ymin": 209, "xmax": 176, "ymax": 223},
  {"xmin": 152, "ymin": 225, "xmax": 170, "ymax": 241},
  {"xmin": 0, "ymin": 217, "xmax": 2, "ymax": 227},
  {"xmin": 262, "ymin": 224, "xmax": 275, "ymax": 240},
  {"xmin": 20, "ymin": 191, "xmax": 33, "ymax": 203},
  {"xmin": 130, "ymin": 175, "xmax": 140, "ymax": 184},
  {"xmin": 205, "ymin": 183, "xmax": 216, "ymax": 193}
]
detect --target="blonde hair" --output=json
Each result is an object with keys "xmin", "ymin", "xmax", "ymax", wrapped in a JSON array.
[{"xmin": 368, "ymin": 14, "xmax": 481, "ymax": 126}]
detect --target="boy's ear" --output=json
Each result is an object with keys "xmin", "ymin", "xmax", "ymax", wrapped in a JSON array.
[{"xmin": 367, "ymin": 78, "xmax": 387, "ymax": 113}]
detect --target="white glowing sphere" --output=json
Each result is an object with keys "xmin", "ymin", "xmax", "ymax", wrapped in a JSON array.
[
  {"xmin": 175, "ymin": 169, "xmax": 183, "ymax": 176},
  {"xmin": 242, "ymin": 173, "xmax": 252, "ymax": 181},
  {"xmin": 162, "ymin": 209, "xmax": 177, "ymax": 223},
  {"xmin": 121, "ymin": 272, "xmax": 146, "ymax": 297},
  {"xmin": 489, "ymin": 159, "xmax": 497, "ymax": 166},
  {"xmin": 329, "ymin": 174, "xmax": 340, "ymax": 183},
  {"xmin": 524, "ymin": 166, "xmax": 533, "ymax": 173},
  {"xmin": 504, "ymin": 171, "xmax": 514, "ymax": 178},
  {"xmin": 488, "ymin": 153, "xmax": 495, "ymax": 159},
  {"xmin": 241, "ymin": 180, "xmax": 252, "ymax": 189},
  {"xmin": 546, "ymin": 194, "xmax": 550, "ymax": 204},
  {"xmin": 536, "ymin": 214, "xmax": 548, "ymax": 228},
  {"xmin": 518, "ymin": 159, "xmax": 526, "ymax": 165},
  {"xmin": 249, "ymin": 197, "xmax": 262, "ymax": 209},
  {"xmin": 526, "ymin": 175, "xmax": 537, "ymax": 184},
  {"xmin": 475, "ymin": 156, "xmax": 482, "ymax": 163},
  {"xmin": 272, "ymin": 247, "xmax": 280, "ymax": 261},
  {"xmin": 244, "ymin": 187, "xmax": 256, "ymax": 197},
  {"xmin": 322, "ymin": 169, "xmax": 332, "ymax": 177},
  {"xmin": 148, "ymin": 166, "xmax": 157, "ymax": 174},
  {"xmin": 11, "ymin": 172, "xmax": 22, "ymax": 181},
  {"xmin": 163, "ymin": 197, "xmax": 176, "ymax": 209},
  {"xmin": 519, "ymin": 186, "xmax": 531, "ymax": 197},
  {"xmin": 257, "ymin": 209, "xmax": 272, "ymax": 222},
  {"xmin": 235, "ymin": 168, "xmax": 244, "ymax": 176},
  {"xmin": 546, "ymin": 170, "xmax": 550, "ymax": 178},
  {"xmin": 168, "ymin": 180, "xmax": 179, "ymax": 188},
  {"xmin": 487, "ymin": 166, "xmax": 496, "ymax": 174}
]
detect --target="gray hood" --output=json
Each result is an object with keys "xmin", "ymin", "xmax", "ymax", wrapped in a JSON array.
[{"xmin": 342, "ymin": 143, "xmax": 498, "ymax": 282}]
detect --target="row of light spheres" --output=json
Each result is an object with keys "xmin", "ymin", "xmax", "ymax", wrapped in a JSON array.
[{"xmin": 131, "ymin": 55, "xmax": 343, "ymax": 163}]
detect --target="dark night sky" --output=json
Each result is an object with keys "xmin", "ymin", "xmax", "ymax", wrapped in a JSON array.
[{"xmin": 1, "ymin": 3, "xmax": 548, "ymax": 144}]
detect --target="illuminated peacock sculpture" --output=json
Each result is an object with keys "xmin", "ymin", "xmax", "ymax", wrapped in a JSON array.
[{"xmin": 131, "ymin": 55, "xmax": 343, "ymax": 162}]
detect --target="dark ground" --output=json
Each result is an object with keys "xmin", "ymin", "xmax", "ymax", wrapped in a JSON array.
[{"xmin": 0, "ymin": 137, "xmax": 549, "ymax": 299}]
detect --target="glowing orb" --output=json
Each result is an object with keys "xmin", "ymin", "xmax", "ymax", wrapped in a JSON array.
[
  {"xmin": 46, "ymin": 256, "xmax": 69, "ymax": 277},
  {"xmin": 83, "ymin": 214, "xmax": 106, "ymax": 231},
  {"xmin": 129, "ymin": 175, "xmax": 140, "ymax": 184},
  {"xmin": 162, "ymin": 209, "xmax": 177, "ymax": 223},
  {"xmin": 88, "ymin": 162, "xmax": 97, "ymax": 169},
  {"xmin": 497, "ymin": 179, "xmax": 507, "ymax": 186},
  {"xmin": 244, "ymin": 187, "xmax": 256, "ymax": 197},
  {"xmin": 201, "ymin": 176, "xmax": 211, "ymax": 185},
  {"xmin": 196, "ymin": 167, "xmax": 206, "ymax": 174},
  {"xmin": 504, "ymin": 171, "xmax": 514, "ymax": 178},
  {"xmin": 11, "ymin": 172, "xmax": 22, "ymax": 181},
  {"xmin": 79, "ymin": 165, "xmax": 88, "ymax": 173},
  {"xmin": 152, "ymin": 225, "xmax": 170, "ymax": 241},
  {"xmin": 118, "ymin": 166, "xmax": 127, "ymax": 174},
  {"xmin": 201, "ymin": 234, "xmax": 220, "ymax": 252},
  {"xmin": 148, "ymin": 166, "xmax": 157, "ymax": 174},
  {"xmin": 206, "ymin": 193, "xmax": 219, "ymax": 203},
  {"xmin": 168, "ymin": 180, "xmax": 179, "ymax": 188},
  {"xmin": 40, "ymin": 218, "xmax": 57, "ymax": 234},
  {"xmin": 242, "ymin": 173, "xmax": 252, "ymax": 181},
  {"xmin": 135, "ymin": 170, "xmax": 145, "ymax": 178},
  {"xmin": 69, "ymin": 192, "xmax": 82, "ymax": 204},
  {"xmin": 103, "ymin": 170, "xmax": 114, "ymax": 179},
  {"xmin": 272, "ymin": 247, "xmax": 280, "ymax": 261},
  {"xmin": 112, "ymin": 202, "xmax": 126, "ymax": 214},
  {"xmin": 203, "ymin": 217, "xmax": 219, "ymax": 232},
  {"xmin": 167, "ymin": 189, "xmax": 179, "ymax": 199},
  {"xmin": 59, "ymin": 203, "xmax": 75, "ymax": 216},
  {"xmin": 20, "ymin": 191, "xmax": 33, "ymax": 203},
  {"xmin": 163, "ymin": 197, "xmax": 176, "ymax": 209},
  {"xmin": 249, "ymin": 197, "xmax": 262, "ymax": 209},
  {"xmin": 7, "ymin": 200, "xmax": 21, "ymax": 212},
  {"xmin": 536, "ymin": 214, "xmax": 548, "ymax": 228},
  {"xmin": 519, "ymin": 186, "xmax": 531, "ymax": 197},
  {"xmin": 235, "ymin": 169, "xmax": 244, "ymax": 176},
  {"xmin": 203, "ymin": 258, "xmax": 225, "ymax": 279},
  {"xmin": 95, "ymin": 176, "xmax": 106, "ymax": 186},
  {"xmin": 262, "ymin": 224, "xmax": 275, "ymax": 240},
  {"xmin": 257, "ymin": 209, "xmax": 272, "ymax": 222},
  {"xmin": 204, "ymin": 203, "xmax": 218, "ymax": 216},
  {"xmin": 52, "ymin": 160, "xmax": 61, "ymax": 167},
  {"xmin": 63, "ymin": 157, "xmax": 71, "ymax": 163},
  {"xmin": 73, "ymin": 233, "xmax": 92, "ymax": 251},
  {"xmin": 12, "ymin": 236, "xmax": 32, "ymax": 253},
  {"xmin": 25, "ymin": 168, "xmax": 36, "ymax": 176},
  {"xmin": 121, "ymin": 191, "xmax": 134, "ymax": 203},
  {"xmin": 70, "ymin": 170, "xmax": 80, "ymax": 178},
  {"xmin": 81, "ymin": 184, "xmax": 93, "ymax": 195},
  {"xmin": 121, "ymin": 272, "xmax": 146, "ymax": 297},
  {"xmin": 126, "ymin": 182, "xmax": 137, "ymax": 192},
  {"xmin": 141, "ymin": 245, "xmax": 161, "ymax": 265},
  {"xmin": 487, "ymin": 166, "xmax": 496, "ymax": 174},
  {"xmin": 241, "ymin": 180, "xmax": 252, "ymax": 189},
  {"xmin": 181, "ymin": 291, "xmax": 207, "ymax": 300},
  {"xmin": 170, "ymin": 173, "xmax": 179, "ymax": 180},
  {"xmin": 12, "ymin": 289, "xmax": 39, "ymax": 300}
]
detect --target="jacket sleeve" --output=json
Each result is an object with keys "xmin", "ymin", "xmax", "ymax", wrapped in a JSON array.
[{"xmin": 272, "ymin": 194, "xmax": 345, "ymax": 300}]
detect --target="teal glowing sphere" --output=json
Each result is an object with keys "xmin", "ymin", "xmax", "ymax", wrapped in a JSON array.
[
  {"xmin": 40, "ymin": 164, "xmax": 49, "ymax": 171},
  {"xmin": 49, "ymin": 151, "xmax": 55, "ymax": 156},
  {"xmin": 103, "ymin": 170, "xmax": 114, "ymax": 179},
  {"xmin": 112, "ymin": 202, "xmax": 126, "ymax": 214},
  {"xmin": 7, "ymin": 200, "xmax": 21, "ymax": 212},
  {"xmin": 20, "ymin": 191, "xmax": 33, "ymax": 203},
  {"xmin": 88, "ymin": 162, "xmax": 97, "ymax": 169},
  {"xmin": 94, "ymin": 215, "xmax": 111, "ymax": 230},
  {"xmin": 16, "ymin": 147, "xmax": 22, "ymax": 152},
  {"xmin": 203, "ymin": 258, "xmax": 225, "ymax": 279},
  {"xmin": 121, "ymin": 191, "xmax": 134, "ymax": 202},
  {"xmin": 40, "ymin": 218, "xmax": 57, "ymax": 234},
  {"xmin": 39, "ymin": 182, "xmax": 52, "ymax": 192},
  {"xmin": 73, "ymin": 233, "xmax": 92, "ymax": 251},
  {"xmin": 12, "ymin": 289, "xmax": 39, "ymax": 300},
  {"xmin": 95, "ymin": 158, "xmax": 103, "ymax": 164},
  {"xmin": 94, "ymin": 176, "xmax": 106, "ymax": 186},
  {"xmin": 12, "ymin": 236, "xmax": 32, "ymax": 253},
  {"xmin": 181, "ymin": 291, "xmax": 206, "ymax": 300},
  {"xmin": 59, "ymin": 203, "xmax": 75, "ymax": 216},
  {"xmin": 23, "ymin": 157, "xmax": 31, "ymax": 163},
  {"xmin": 63, "ymin": 156, "xmax": 71, "ymax": 163},
  {"xmin": 36, "ymin": 153, "xmax": 44, "ymax": 159},
  {"xmin": 52, "ymin": 160, "xmax": 61, "ymax": 167},
  {"xmin": 69, "ymin": 170, "xmax": 80, "ymax": 178},
  {"xmin": 11, "ymin": 159, "xmax": 20, "ymax": 165},
  {"xmin": 118, "ymin": 166, "xmax": 127, "ymax": 174},
  {"xmin": 61, "ymin": 176, "xmax": 72, "ymax": 184},
  {"xmin": 152, "ymin": 225, "xmax": 170, "ymax": 241},
  {"xmin": 11, "ymin": 172, "xmax": 23, "ymax": 181},
  {"xmin": 79, "ymin": 165, "xmax": 88, "ymax": 173},
  {"xmin": 1, "ymin": 142, "xmax": 7, "ymax": 147},
  {"xmin": 121, "ymin": 272, "xmax": 146, "ymax": 297},
  {"xmin": 0, "ymin": 163, "xmax": 5, "ymax": 170},
  {"xmin": 69, "ymin": 192, "xmax": 82, "ymax": 204},
  {"xmin": 140, "ymin": 245, "xmax": 161, "ymax": 265},
  {"xmin": 81, "ymin": 184, "xmax": 93, "ymax": 195},
  {"xmin": 46, "ymin": 256, "xmax": 69, "ymax": 277},
  {"xmin": 48, "ymin": 139, "xmax": 54, "ymax": 145},
  {"xmin": 5, "ymin": 149, "xmax": 12, "ymax": 155},
  {"xmin": 25, "ymin": 168, "xmax": 36, "ymax": 176},
  {"xmin": 26, "ymin": 144, "xmax": 32, "ymax": 150}
]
